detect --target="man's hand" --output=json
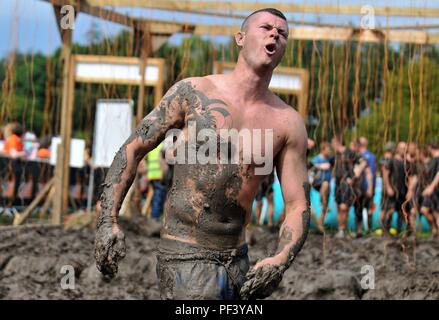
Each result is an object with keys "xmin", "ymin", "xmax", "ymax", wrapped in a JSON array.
[
  {"xmin": 422, "ymin": 185, "xmax": 434, "ymax": 197},
  {"xmin": 95, "ymin": 222, "xmax": 126, "ymax": 278},
  {"xmin": 366, "ymin": 188, "xmax": 373, "ymax": 199},
  {"xmin": 239, "ymin": 257, "xmax": 286, "ymax": 300}
]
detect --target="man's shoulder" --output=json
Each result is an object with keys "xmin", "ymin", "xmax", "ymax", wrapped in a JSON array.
[
  {"xmin": 180, "ymin": 75, "xmax": 222, "ymax": 90},
  {"xmin": 268, "ymin": 95, "xmax": 304, "ymax": 127}
]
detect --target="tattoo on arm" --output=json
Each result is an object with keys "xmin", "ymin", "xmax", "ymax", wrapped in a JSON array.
[
  {"xmin": 276, "ymin": 182, "xmax": 311, "ymax": 268},
  {"xmin": 97, "ymin": 81, "xmax": 193, "ymax": 228}
]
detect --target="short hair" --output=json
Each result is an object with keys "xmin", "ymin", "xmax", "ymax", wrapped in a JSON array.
[
  {"xmin": 320, "ymin": 141, "xmax": 330, "ymax": 152},
  {"xmin": 428, "ymin": 140, "xmax": 438, "ymax": 150},
  {"xmin": 359, "ymin": 136, "xmax": 368, "ymax": 147},
  {"xmin": 384, "ymin": 141, "xmax": 396, "ymax": 153},
  {"xmin": 12, "ymin": 123, "xmax": 23, "ymax": 136},
  {"xmin": 241, "ymin": 8, "xmax": 287, "ymax": 31}
]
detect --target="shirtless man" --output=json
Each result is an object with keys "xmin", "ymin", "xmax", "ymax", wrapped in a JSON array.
[{"xmin": 95, "ymin": 8, "xmax": 310, "ymax": 300}]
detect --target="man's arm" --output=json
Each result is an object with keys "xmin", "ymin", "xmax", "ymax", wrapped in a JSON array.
[
  {"xmin": 240, "ymin": 111, "xmax": 309, "ymax": 300},
  {"xmin": 95, "ymin": 80, "xmax": 190, "ymax": 277},
  {"xmin": 382, "ymin": 165, "xmax": 395, "ymax": 197},
  {"xmin": 423, "ymin": 171, "xmax": 439, "ymax": 197},
  {"xmin": 270, "ymin": 116, "xmax": 309, "ymax": 268}
]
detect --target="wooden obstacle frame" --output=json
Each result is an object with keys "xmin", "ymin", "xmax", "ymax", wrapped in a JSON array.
[{"xmin": 20, "ymin": 0, "xmax": 438, "ymax": 226}]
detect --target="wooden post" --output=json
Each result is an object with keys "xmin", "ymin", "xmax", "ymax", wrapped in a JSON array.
[
  {"xmin": 136, "ymin": 22, "xmax": 152, "ymax": 122},
  {"xmin": 298, "ymin": 70, "xmax": 309, "ymax": 120},
  {"xmin": 52, "ymin": 4, "xmax": 75, "ymax": 225}
]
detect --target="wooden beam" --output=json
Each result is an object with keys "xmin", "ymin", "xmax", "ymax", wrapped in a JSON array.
[
  {"xmin": 13, "ymin": 179, "xmax": 54, "ymax": 226},
  {"xmin": 43, "ymin": 0, "xmax": 195, "ymax": 35},
  {"xmin": 43, "ymin": 1, "xmax": 439, "ymax": 43},
  {"xmin": 86, "ymin": 1, "xmax": 439, "ymax": 18},
  {"xmin": 193, "ymin": 25, "xmax": 439, "ymax": 44},
  {"xmin": 52, "ymin": 3, "xmax": 74, "ymax": 225}
]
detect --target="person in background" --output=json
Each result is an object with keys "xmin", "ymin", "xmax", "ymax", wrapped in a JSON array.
[
  {"xmin": 420, "ymin": 141, "xmax": 439, "ymax": 237},
  {"xmin": 310, "ymin": 141, "xmax": 332, "ymax": 233},
  {"xmin": 332, "ymin": 135, "xmax": 364, "ymax": 239},
  {"xmin": 0, "ymin": 127, "xmax": 5, "ymax": 153},
  {"xmin": 254, "ymin": 170, "xmax": 275, "ymax": 227},
  {"xmin": 147, "ymin": 142, "xmax": 167, "ymax": 220},
  {"xmin": 23, "ymin": 131, "xmax": 39, "ymax": 160},
  {"xmin": 3, "ymin": 123, "xmax": 25, "ymax": 159},
  {"xmin": 349, "ymin": 138, "xmax": 373, "ymax": 238},
  {"xmin": 379, "ymin": 142, "xmax": 407, "ymax": 236},
  {"xmin": 358, "ymin": 136, "xmax": 377, "ymax": 231},
  {"xmin": 36, "ymin": 136, "xmax": 52, "ymax": 160}
]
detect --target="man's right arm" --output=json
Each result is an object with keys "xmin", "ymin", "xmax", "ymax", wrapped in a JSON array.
[{"xmin": 95, "ymin": 80, "xmax": 191, "ymax": 277}]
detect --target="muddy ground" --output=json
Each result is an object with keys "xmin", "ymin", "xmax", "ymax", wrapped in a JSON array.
[{"xmin": 0, "ymin": 217, "xmax": 438, "ymax": 300}]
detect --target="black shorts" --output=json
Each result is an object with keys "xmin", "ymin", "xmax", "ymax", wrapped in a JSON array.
[
  {"xmin": 255, "ymin": 181, "xmax": 273, "ymax": 201},
  {"xmin": 312, "ymin": 179, "xmax": 330, "ymax": 192},
  {"xmin": 156, "ymin": 239, "xmax": 249, "ymax": 300},
  {"xmin": 335, "ymin": 181, "xmax": 355, "ymax": 206},
  {"xmin": 353, "ymin": 194, "xmax": 373, "ymax": 218},
  {"xmin": 420, "ymin": 189, "xmax": 439, "ymax": 211},
  {"xmin": 381, "ymin": 195, "xmax": 405, "ymax": 212},
  {"xmin": 361, "ymin": 195, "xmax": 373, "ymax": 210}
]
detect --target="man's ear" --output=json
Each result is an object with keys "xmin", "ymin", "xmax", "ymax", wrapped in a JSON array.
[{"xmin": 235, "ymin": 31, "xmax": 245, "ymax": 48}]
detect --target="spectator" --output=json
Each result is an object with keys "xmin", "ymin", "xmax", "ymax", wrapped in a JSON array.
[
  {"xmin": 310, "ymin": 141, "xmax": 332, "ymax": 232},
  {"xmin": 3, "ymin": 123, "xmax": 25, "ymax": 159},
  {"xmin": 358, "ymin": 136, "xmax": 377, "ymax": 231}
]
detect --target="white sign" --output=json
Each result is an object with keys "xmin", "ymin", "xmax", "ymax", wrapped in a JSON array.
[
  {"xmin": 75, "ymin": 62, "xmax": 159, "ymax": 84},
  {"xmin": 93, "ymin": 100, "xmax": 133, "ymax": 168},
  {"xmin": 221, "ymin": 66, "xmax": 302, "ymax": 91},
  {"xmin": 50, "ymin": 137, "xmax": 85, "ymax": 168}
]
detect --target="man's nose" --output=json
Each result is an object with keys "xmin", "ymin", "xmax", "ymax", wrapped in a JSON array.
[{"xmin": 269, "ymin": 28, "xmax": 279, "ymax": 40}]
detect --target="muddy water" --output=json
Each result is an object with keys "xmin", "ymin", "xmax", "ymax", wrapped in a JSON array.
[{"xmin": 0, "ymin": 219, "xmax": 438, "ymax": 299}]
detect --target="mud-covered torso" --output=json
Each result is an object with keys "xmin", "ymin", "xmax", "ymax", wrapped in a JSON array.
[{"xmin": 160, "ymin": 79, "xmax": 287, "ymax": 249}]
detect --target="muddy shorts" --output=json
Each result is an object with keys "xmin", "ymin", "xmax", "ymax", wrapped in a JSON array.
[
  {"xmin": 335, "ymin": 181, "xmax": 355, "ymax": 206},
  {"xmin": 255, "ymin": 182, "xmax": 273, "ymax": 201},
  {"xmin": 381, "ymin": 195, "xmax": 405, "ymax": 212},
  {"xmin": 420, "ymin": 189, "xmax": 439, "ymax": 211},
  {"xmin": 156, "ymin": 238, "xmax": 250, "ymax": 300}
]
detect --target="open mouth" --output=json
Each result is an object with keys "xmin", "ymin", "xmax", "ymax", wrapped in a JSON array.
[{"xmin": 265, "ymin": 43, "xmax": 276, "ymax": 55}]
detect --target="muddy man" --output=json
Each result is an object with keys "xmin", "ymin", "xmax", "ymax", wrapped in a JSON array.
[{"xmin": 95, "ymin": 8, "xmax": 310, "ymax": 300}]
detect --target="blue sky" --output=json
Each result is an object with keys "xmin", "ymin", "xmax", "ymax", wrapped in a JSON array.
[{"xmin": 1, "ymin": 0, "xmax": 438, "ymax": 57}]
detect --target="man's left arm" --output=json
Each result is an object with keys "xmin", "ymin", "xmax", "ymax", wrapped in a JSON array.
[
  {"xmin": 240, "ymin": 113, "xmax": 309, "ymax": 300},
  {"xmin": 423, "ymin": 171, "xmax": 439, "ymax": 197}
]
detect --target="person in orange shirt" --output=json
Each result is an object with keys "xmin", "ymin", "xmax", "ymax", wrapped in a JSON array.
[
  {"xmin": 36, "ymin": 136, "xmax": 51, "ymax": 159},
  {"xmin": 3, "ymin": 123, "xmax": 25, "ymax": 158}
]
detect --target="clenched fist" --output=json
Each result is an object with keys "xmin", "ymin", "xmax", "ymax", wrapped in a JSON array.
[
  {"xmin": 239, "ymin": 264, "xmax": 285, "ymax": 300},
  {"xmin": 95, "ymin": 222, "xmax": 126, "ymax": 278}
]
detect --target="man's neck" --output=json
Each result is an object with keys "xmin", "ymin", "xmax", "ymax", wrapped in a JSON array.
[{"xmin": 228, "ymin": 55, "xmax": 273, "ymax": 103}]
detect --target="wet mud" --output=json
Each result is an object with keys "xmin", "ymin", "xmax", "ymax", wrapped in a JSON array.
[{"xmin": 0, "ymin": 219, "xmax": 438, "ymax": 299}]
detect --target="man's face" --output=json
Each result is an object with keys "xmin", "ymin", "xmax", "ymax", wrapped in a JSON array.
[
  {"xmin": 350, "ymin": 141, "xmax": 358, "ymax": 152},
  {"xmin": 397, "ymin": 142, "xmax": 407, "ymax": 157},
  {"xmin": 408, "ymin": 142, "xmax": 417, "ymax": 157},
  {"xmin": 238, "ymin": 12, "xmax": 288, "ymax": 70},
  {"xmin": 322, "ymin": 145, "xmax": 331, "ymax": 157}
]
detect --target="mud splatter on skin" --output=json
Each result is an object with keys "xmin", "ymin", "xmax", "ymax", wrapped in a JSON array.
[
  {"xmin": 95, "ymin": 81, "xmax": 192, "ymax": 278},
  {"xmin": 162, "ymin": 85, "xmax": 248, "ymax": 249},
  {"xmin": 240, "ymin": 182, "xmax": 311, "ymax": 300},
  {"xmin": 95, "ymin": 80, "xmax": 250, "ymax": 277}
]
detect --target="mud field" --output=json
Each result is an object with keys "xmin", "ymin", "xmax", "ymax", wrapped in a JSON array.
[{"xmin": 0, "ymin": 217, "xmax": 438, "ymax": 300}]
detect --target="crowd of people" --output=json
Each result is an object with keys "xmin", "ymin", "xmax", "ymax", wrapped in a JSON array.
[
  {"xmin": 0, "ymin": 122, "xmax": 52, "ymax": 161},
  {"xmin": 145, "ymin": 134, "xmax": 438, "ymax": 239},
  {"xmin": 0, "ymin": 122, "xmax": 438, "ymax": 239},
  {"xmin": 306, "ymin": 136, "xmax": 439, "ymax": 239}
]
